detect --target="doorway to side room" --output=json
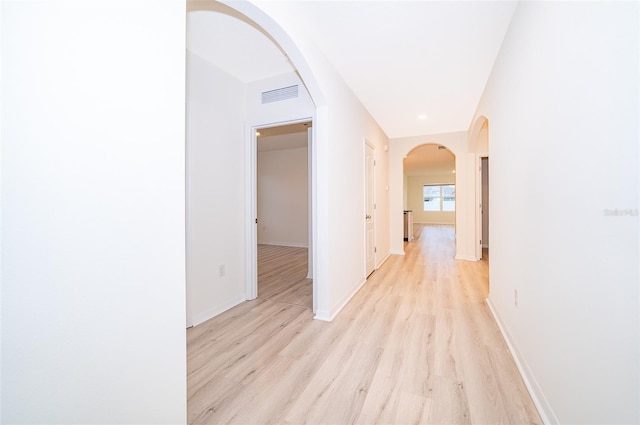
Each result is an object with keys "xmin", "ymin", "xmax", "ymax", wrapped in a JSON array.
[
  {"xmin": 481, "ymin": 157, "xmax": 489, "ymax": 261},
  {"xmin": 471, "ymin": 115, "xmax": 490, "ymax": 296},
  {"xmin": 477, "ymin": 156, "xmax": 490, "ymax": 297},
  {"xmin": 255, "ymin": 121, "xmax": 313, "ymax": 311},
  {"xmin": 185, "ymin": 1, "xmax": 320, "ymax": 327}
]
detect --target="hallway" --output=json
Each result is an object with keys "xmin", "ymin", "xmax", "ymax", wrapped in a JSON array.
[{"xmin": 187, "ymin": 225, "xmax": 541, "ymax": 424}]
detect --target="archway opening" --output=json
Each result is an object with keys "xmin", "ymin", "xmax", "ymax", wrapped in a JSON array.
[
  {"xmin": 402, "ymin": 143, "xmax": 456, "ymax": 246},
  {"xmin": 184, "ymin": 2, "xmax": 322, "ymax": 325},
  {"xmin": 184, "ymin": 2, "xmax": 325, "ymax": 421}
]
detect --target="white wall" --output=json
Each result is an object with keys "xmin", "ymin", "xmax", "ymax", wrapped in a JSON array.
[
  {"xmin": 246, "ymin": 73, "xmax": 315, "ymax": 126},
  {"xmin": 472, "ymin": 2, "xmax": 639, "ymax": 424},
  {"xmin": 477, "ymin": 121, "xmax": 488, "ymax": 153},
  {"xmin": 186, "ymin": 50, "xmax": 247, "ymax": 327},
  {"xmin": 390, "ymin": 132, "xmax": 476, "ymax": 259},
  {"xmin": 406, "ymin": 174, "xmax": 456, "ymax": 225},
  {"xmin": 325, "ymin": 87, "xmax": 390, "ymax": 319},
  {"xmin": 403, "ymin": 174, "xmax": 409, "ymax": 209},
  {"xmin": 1, "ymin": 1, "xmax": 186, "ymax": 422},
  {"xmin": 258, "ymin": 146, "xmax": 308, "ymax": 247}
]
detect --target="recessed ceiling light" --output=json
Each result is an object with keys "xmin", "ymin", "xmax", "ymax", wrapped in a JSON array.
[
  {"xmin": 452, "ymin": 170, "xmax": 456, "ymax": 174},
  {"xmin": 418, "ymin": 114, "xmax": 428, "ymax": 120},
  {"xmin": 256, "ymin": 131, "xmax": 261, "ymax": 136}
]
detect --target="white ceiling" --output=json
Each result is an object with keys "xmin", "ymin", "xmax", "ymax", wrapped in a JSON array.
[
  {"xmin": 186, "ymin": 0, "xmax": 517, "ymax": 166},
  {"xmin": 272, "ymin": 1, "xmax": 517, "ymax": 138}
]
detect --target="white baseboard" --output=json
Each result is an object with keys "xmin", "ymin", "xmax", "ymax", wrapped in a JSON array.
[
  {"xmin": 314, "ymin": 277, "xmax": 367, "ymax": 322},
  {"xmin": 258, "ymin": 241, "xmax": 308, "ymax": 248},
  {"xmin": 486, "ymin": 298, "xmax": 558, "ymax": 425},
  {"xmin": 316, "ymin": 253, "xmax": 392, "ymax": 321},
  {"xmin": 454, "ymin": 255, "xmax": 478, "ymax": 261},
  {"xmin": 313, "ymin": 310, "xmax": 332, "ymax": 321},
  {"xmin": 191, "ymin": 295, "xmax": 245, "ymax": 327},
  {"xmin": 390, "ymin": 249, "xmax": 405, "ymax": 256},
  {"xmin": 482, "ymin": 243, "xmax": 489, "ymax": 249}
]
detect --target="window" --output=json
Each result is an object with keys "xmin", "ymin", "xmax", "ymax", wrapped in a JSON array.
[{"xmin": 423, "ymin": 185, "xmax": 455, "ymax": 212}]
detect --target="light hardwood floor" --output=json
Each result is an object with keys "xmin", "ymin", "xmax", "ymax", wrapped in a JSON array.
[
  {"xmin": 255, "ymin": 244, "xmax": 312, "ymax": 310},
  {"xmin": 187, "ymin": 225, "xmax": 541, "ymax": 424}
]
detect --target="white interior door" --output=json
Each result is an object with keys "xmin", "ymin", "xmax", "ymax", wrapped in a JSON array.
[{"xmin": 365, "ymin": 142, "xmax": 375, "ymax": 277}]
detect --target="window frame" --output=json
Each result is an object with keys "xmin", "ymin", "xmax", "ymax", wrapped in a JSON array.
[{"xmin": 423, "ymin": 184, "xmax": 455, "ymax": 212}]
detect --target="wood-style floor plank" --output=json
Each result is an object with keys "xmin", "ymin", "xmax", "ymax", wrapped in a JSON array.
[{"xmin": 187, "ymin": 227, "xmax": 542, "ymax": 424}]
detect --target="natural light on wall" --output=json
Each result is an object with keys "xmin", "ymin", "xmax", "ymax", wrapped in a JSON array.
[{"xmin": 423, "ymin": 185, "xmax": 455, "ymax": 211}]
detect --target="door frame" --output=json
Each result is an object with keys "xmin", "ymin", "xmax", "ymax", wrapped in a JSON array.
[
  {"xmin": 364, "ymin": 138, "xmax": 376, "ymax": 278},
  {"xmin": 475, "ymin": 153, "xmax": 489, "ymax": 260},
  {"xmin": 245, "ymin": 117, "xmax": 316, "ymax": 313}
]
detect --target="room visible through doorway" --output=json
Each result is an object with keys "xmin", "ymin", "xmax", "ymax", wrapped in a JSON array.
[
  {"xmin": 256, "ymin": 121, "xmax": 313, "ymax": 310},
  {"xmin": 481, "ymin": 157, "xmax": 489, "ymax": 261}
]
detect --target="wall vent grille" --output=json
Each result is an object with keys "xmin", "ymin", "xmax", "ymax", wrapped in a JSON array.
[{"xmin": 261, "ymin": 85, "xmax": 298, "ymax": 104}]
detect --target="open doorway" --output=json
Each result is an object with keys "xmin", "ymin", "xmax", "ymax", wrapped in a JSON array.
[
  {"xmin": 477, "ymin": 156, "xmax": 490, "ymax": 296},
  {"xmin": 254, "ymin": 121, "xmax": 313, "ymax": 310},
  {"xmin": 471, "ymin": 116, "xmax": 490, "ymax": 296},
  {"xmin": 402, "ymin": 144, "xmax": 456, "ymax": 247},
  {"xmin": 481, "ymin": 157, "xmax": 489, "ymax": 260},
  {"xmin": 185, "ymin": 2, "xmax": 319, "ymax": 327}
]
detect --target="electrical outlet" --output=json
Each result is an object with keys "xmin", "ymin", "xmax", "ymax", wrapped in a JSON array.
[
  {"xmin": 219, "ymin": 264, "xmax": 225, "ymax": 277},
  {"xmin": 514, "ymin": 289, "xmax": 519, "ymax": 307}
]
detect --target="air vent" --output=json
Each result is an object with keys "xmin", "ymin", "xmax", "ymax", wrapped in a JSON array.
[{"xmin": 261, "ymin": 85, "xmax": 298, "ymax": 104}]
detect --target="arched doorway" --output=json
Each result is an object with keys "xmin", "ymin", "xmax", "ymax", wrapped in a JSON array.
[
  {"xmin": 402, "ymin": 143, "xmax": 456, "ymax": 244},
  {"xmin": 389, "ymin": 133, "xmax": 473, "ymax": 260},
  {"xmin": 185, "ymin": 1, "xmax": 325, "ymax": 326}
]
